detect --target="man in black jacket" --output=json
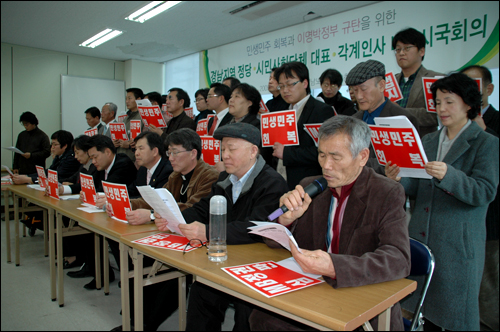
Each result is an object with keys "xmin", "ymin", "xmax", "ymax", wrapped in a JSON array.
[{"xmin": 155, "ymin": 123, "xmax": 289, "ymax": 330}]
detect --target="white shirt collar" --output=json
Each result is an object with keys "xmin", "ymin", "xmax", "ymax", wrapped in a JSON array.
[
  {"xmin": 215, "ymin": 107, "xmax": 229, "ymax": 131},
  {"xmin": 289, "ymin": 94, "xmax": 310, "ymax": 110},
  {"xmin": 148, "ymin": 157, "xmax": 162, "ymax": 175},
  {"xmin": 105, "ymin": 119, "xmax": 117, "ymax": 128},
  {"xmin": 481, "ymin": 104, "xmax": 490, "ymax": 116},
  {"xmin": 105, "ymin": 155, "xmax": 116, "ymax": 176}
]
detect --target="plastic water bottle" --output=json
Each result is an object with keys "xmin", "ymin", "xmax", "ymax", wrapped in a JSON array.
[{"xmin": 208, "ymin": 195, "xmax": 227, "ymax": 262}]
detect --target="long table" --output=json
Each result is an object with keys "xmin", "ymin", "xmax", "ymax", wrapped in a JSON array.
[{"xmin": 121, "ymin": 230, "xmax": 417, "ymax": 331}]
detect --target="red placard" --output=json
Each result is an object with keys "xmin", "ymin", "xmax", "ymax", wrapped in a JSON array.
[
  {"xmin": 47, "ymin": 169, "xmax": 59, "ymax": 199},
  {"xmin": 109, "ymin": 123, "xmax": 129, "ymax": 141},
  {"xmin": 369, "ymin": 126, "xmax": 426, "ymax": 168},
  {"xmin": 117, "ymin": 114, "xmax": 127, "ymax": 123},
  {"xmin": 102, "ymin": 181, "xmax": 131, "ymax": 222},
  {"xmin": 196, "ymin": 119, "xmax": 209, "ymax": 136},
  {"xmin": 36, "ymin": 165, "xmax": 48, "ymax": 188},
  {"xmin": 473, "ymin": 78, "xmax": 482, "ymax": 92},
  {"xmin": 80, "ymin": 173, "xmax": 97, "ymax": 206},
  {"xmin": 384, "ymin": 72, "xmax": 403, "ymax": 102},
  {"xmin": 200, "ymin": 136, "xmax": 221, "ymax": 166},
  {"xmin": 422, "ymin": 77, "xmax": 439, "ymax": 113},
  {"xmin": 222, "ymin": 261, "xmax": 323, "ymax": 298},
  {"xmin": 184, "ymin": 107, "xmax": 194, "ymax": 119},
  {"xmin": 260, "ymin": 110, "xmax": 300, "ymax": 147},
  {"xmin": 259, "ymin": 100, "xmax": 269, "ymax": 113},
  {"xmin": 138, "ymin": 106, "xmax": 167, "ymax": 128},
  {"xmin": 132, "ymin": 233, "xmax": 195, "ymax": 252},
  {"xmin": 130, "ymin": 120, "xmax": 141, "ymax": 140},
  {"xmin": 303, "ymin": 124, "xmax": 322, "ymax": 147},
  {"xmin": 84, "ymin": 128, "xmax": 98, "ymax": 137},
  {"xmin": 161, "ymin": 105, "xmax": 173, "ymax": 123}
]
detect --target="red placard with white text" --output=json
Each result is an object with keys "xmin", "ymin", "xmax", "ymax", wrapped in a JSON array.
[
  {"xmin": 260, "ymin": 110, "xmax": 300, "ymax": 147},
  {"xmin": 384, "ymin": 72, "xmax": 403, "ymax": 102},
  {"xmin": 422, "ymin": 77, "xmax": 439, "ymax": 113},
  {"xmin": 303, "ymin": 124, "xmax": 322, "ymax": 147},
  {"xmin": 47, "ymin": 169, "xmax": 59, "ymax": 200},
  {"xmin": 259, "ymin": 100, "xmax": 269, "ymax": 113},
  {"xmin": 162, "ymin": 105, "xmax": 173, "ymax": 122},
  {"xmin": 201, "ymin": 136, "xmax": 221, "ymax": 166},
  {"xmin": 102, "ymin": 181, "xmax": 131, "ymax": 222},
  {"xmin": 109, "ymin": 123, "xmax": 129, "ymax": 141},
  {"xmin": 117, "ymin": 114, "xmax": 127, "ymax": 123},
  {"xmin": 184, "ymin": 107, "xmax": 194, "ymax": 119},
  {"xmin": 36, "ymin": 166, "xmax": 48, "ymax": 188},
  {"xmin": 80, "ymin": 173, "xmax": 97, "ymax": 206},
  {"xmin": 138, "ymin": 106, "xmax": 167, "ymax": 128},
  {"xmin": 132, "ymin": 233, "xmax": 196, "ymax": 252},
  {"xmin": 130, "ymin": 120, "xmax": 141, "ymax": 139},
  {"xmin": 84, "ymin": 128, "xmax": 98, "ymax": 137},
  {"xmin": 196, "ymin": 119, "xmax": 209, "ymax": 136},
  {"xmin": 222, "ymin": 261, "xmax": 323, "ymax": 298}
]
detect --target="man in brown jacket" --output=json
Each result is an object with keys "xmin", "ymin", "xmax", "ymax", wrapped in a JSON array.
[{"xmin": 250, "ymin": 115, "xmax": 411, "ymax": 331}]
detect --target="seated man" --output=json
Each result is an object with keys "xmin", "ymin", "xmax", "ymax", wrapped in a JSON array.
[
  {"xmin": 249, "ymin": 115, "xmax": 411, "ymax": 331},
  {"xmin": 109, "ymin": 128, "xmax": 219, "ymax": 331},
  {"xmin": 127, "ymin": 132, "xmax": 173, "ymax": 199},
  {"xmin": 154, "ymin": 123, "xmax": 289, "ymax": 330}
]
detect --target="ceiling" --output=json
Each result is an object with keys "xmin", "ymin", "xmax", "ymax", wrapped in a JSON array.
[{"xmin": 1, "ymin": 1, "xmax": 378, "ymax": 63}]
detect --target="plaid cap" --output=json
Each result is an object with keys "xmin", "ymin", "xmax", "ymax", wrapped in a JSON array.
[
  {"xmin": 345, "ymin": 60, "xmax": 386, "ymax": 86},
  {"xmin": 213, "ymin": 122, "xmax": 261, "ymax": 147}
]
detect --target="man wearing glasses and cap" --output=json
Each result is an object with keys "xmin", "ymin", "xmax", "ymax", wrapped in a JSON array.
[{"xmin": 154, "ymin": 122, "xmax": 289, "ymax": 330}]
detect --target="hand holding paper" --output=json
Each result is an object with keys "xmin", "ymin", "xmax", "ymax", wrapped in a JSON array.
[
  {"xmin": 290, "ymin": 240, "xmax": 336, "ymax": 279},
  {"xmin": 247, "ymin": 221, "xmax": 302, "ymax": 253}
]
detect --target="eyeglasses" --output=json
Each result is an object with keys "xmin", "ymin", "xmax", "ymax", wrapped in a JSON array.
[
  {"xmin": 394, "ymin": 45, "xmax": 416, "ymax": 54},
  {"xmin": 183, "ymin": 239, "xmax": 208, "ymax": 255},
  {"xmin": 166, "ymin": 150, "xmax": 190, "ymax": 158},
  {"xmin": 206, "ymin": 94, "xmax": 220, "ymax": 99},
  {"xmin": 321, "ymin": 83, "xmax": 338, "ymax": 89},
  {"xmin": 51, "ymin": 143, "xmax": 61, "ymax": 147},
  {"xmin": 195, "ymin": 98, "xmax": 206, "ymax": 103},
  {"xmin": 277, "ymin": 81, "xmax": 300, "ymax": 91}
]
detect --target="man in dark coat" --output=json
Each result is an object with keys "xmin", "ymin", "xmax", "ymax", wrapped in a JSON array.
[{"xmin": 250, "ymin": 115, "xmax": 411, "ymax": 331}]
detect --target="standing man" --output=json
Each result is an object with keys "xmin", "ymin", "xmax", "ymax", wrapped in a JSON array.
[
  {"xmin": 393, "ymin": 27, "xmax": 444, "ymax": 137},
  {"xmin": 272, "ymin": 61, "xmax": 335, "ymax": 189},
  {"xmin": 116, "ymin": 87, "xmax": 144, "ymax": 162},
  {"xmin": 222, "ymin": 76, "xmax": 241, "ymax": 91},
  {"xmin": 206, "ymin": 83, "xmax": 233, "ymax": 135},
  {"xmin": 265, "ymin": 67, "xmax": 289, "ymax": 112},
  {"xmin": 160, "ymin": 88, "xmax": 196, "ymax": 141},
  {"xmin": 347, "ymin": 60, "xmax": 419, "ymax": 174},
  {"xmin": 250, "ymin": 115, "xmax": 411, "ymax": 330},
  {"xmin": 84, "ymin": 107, "xmax": 103, "ymax": 134},
  {"xmin": 101, "ymin": 102, "xmax": 117, "ymax": 138}
]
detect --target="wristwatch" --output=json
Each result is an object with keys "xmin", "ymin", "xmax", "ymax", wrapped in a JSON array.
[{"xmin": 150, "ymin": 209, "xmax": 155, "ymax": 222}]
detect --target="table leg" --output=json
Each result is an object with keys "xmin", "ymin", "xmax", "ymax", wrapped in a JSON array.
[
  {"xmin": 377, "ymin": 306, "xmax": 391, "ymax": 331},
  {"xmin": 43, "ymin": 209, "xmax": 48, "ymax": 257},
  {"xmin": 133, "ymin": 249, "xmax": 144, "ymax": 331},
  {"xmin": 48, "ymin": 208, "xmax": 56, "ymax": 302},
  {"xmin": 56, "ymin": 212, "xmax": 64, "ymax": 307},
  {"xmin": 178, "ymin": 275, "xmax": 186, "ymax": 331},
  {"xmin": 21, "ymin": 198, "xmax": 26, "ymax": 237},
  {"xmin": 14, "ymin": 194, "xmax": 20, "ymax": 266},
  {"xmin": 120, "ymin": 242, "xmax": 131, "ymax": 331},
  {"xmin": 103, "ymin": 237, "xmax": 109, "ymax": 295},
  {"xmin": 95, "ymin": 233, "xmax": 102, "ymax": 290},
  {"xmin": 5, "ymin": 189, "xmax": 11, "ymax": 263}
]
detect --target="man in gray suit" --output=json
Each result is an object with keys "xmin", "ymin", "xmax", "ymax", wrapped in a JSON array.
[
  {"xmin": 393, "ymin": 28, "xmax": 444, "ymax": 137},
  {"xmin": 100, "ymin": 102, "xmax": 117, "ymax": 138},
  {"xmin": 346, "ymin": 59, "xmax": 419, "ymax": 174}
]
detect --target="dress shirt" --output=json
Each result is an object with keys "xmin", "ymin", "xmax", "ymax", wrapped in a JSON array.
[
  {"xmin": 362, "ymin": 98, "xmax": 388, "ymax": 125},
  {"xmin": 481, "ymin": 104, "xmax": 490, "ymax": 117},
  {"xmin": 229, "ymin": 160, "xmax": 257, "ymax": 203},
  {"xmin": 147, "ymin": 158, "xmax": 162, "ymax": 185},
  {"xmin": 213, "ymin": 108, "xmax": 229, "ymax": 132},
  {"xmin": 102, "ymin": 119, "xmax": 117, "ymax": 135},
  {"xmin": 105, "ymin": 155, "xmax": 116, "ymax": 180}
]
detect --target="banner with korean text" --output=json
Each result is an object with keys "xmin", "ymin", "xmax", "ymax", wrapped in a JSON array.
[
  {"xmin": 109, "ymin": 123, "xmax": 128, "ymax": 141},
  {"xmin": 47, "ymin": 169, "xmax": 59, "ymax": 199},
  {"xmin": 80, "ymin": 173, "xmax": 97, "ymax": 206},
  {"xmin": 201, "ymin": 136, "xmax": 221, "ymax": 166},
  {"xmin": 132, "ymin": 233, "xmax": 195, "ymax": 252},
  {"xmin": 261, "ymin": 110, "xmax": 300, "ymax": 147},
  {"xmin": 102, "ymin": 181, "xmax": 131, "ymax": 222},
  {"xmin": 84, "ymin": 128, "xmax": 98, "ymax": 137},
  {"xmin": 36, "ymin": 166, "xmax": 48, "ymax": 188}
]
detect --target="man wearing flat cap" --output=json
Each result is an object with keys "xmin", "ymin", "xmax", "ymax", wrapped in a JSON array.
[
  {"xmin": 155, "ymin": 122, "xmax": 289, "ymax": 330},
  {"xmin": 346, "ymin": 59, "xmax": 420, "ymax": 174}
]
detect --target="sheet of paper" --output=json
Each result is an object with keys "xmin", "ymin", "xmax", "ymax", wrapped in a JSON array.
[
  {"xmin": 247, "ymin": 221, "xmax": 303, "ymax": 254},
  {"xmin": 27, "ymin": 184, "xmax": 45, "ymax": 191},
  {"xmin": 3, "ymin": 146, "xmax": 24, "ymax": 154},
  {"xmin": 59, "ymin": 194, "xmax": 81, "ymax": 200},
  {"xmin": 277, "ymin": 257, "xmax": 322, "ymax": 279},
  {"xmin": 112, "ymin": 216, "xmax": 128, "ymax": 223},
  {"xmin": 136, "ymin": 186, "xmax": 186, "ymax": 235},
  {"xmin": 77, "ymin": 206, "xmax": 105, "ymax": 213},
  {"xmin": 2, "ymin": 165, "xmax": 14, "ymax": 176}
]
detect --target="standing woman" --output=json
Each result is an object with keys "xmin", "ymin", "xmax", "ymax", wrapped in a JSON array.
[
  {"xmin": 12, "ymin": 112, "xmax": 51, "ymax": 175},
  {"xmin": 386, "ymin": 73, "xmax": 499, "ymax": 330}
]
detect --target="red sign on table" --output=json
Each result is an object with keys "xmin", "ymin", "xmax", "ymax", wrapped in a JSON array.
[
  {"xmin": 84, "ymin": 128, "xmax": 98, "ymax": 137},
  {"xmin": 422, "ymin": 77, "xmax": 439, "ymax": 113},
  {"xmin": 117, "ymin": 114, "xmax": 127, "ymax": 123},
  {"xmin": 80, "ymin": 173, "xmax": 97, "ymax": 206},
  {"xmin": 384, "ymin": 72, "xmax": 403, "ymax": 102},
  {"xmin": 102, "ymin": 181, "xmax": 131, "ymax": 222},
  {"xmin": 36, "ymin": 165, "xmax": 48, "ymax": 188},
  {"xmin": 130, "ymin": 120, "xmax": 141, "ymax": 140},
  {"xmin": 222, "ymin": 261, "xmax": 323, "ymax": 298},
  {"xmin": 132, "ymin": 233, "xmax": 195, "ymax": 252},
  {"xmin": 185, "ymin": 107, "xmax": 194, "ymax": 119},
  {"xmin": 260, "ymin": 110, "xmax": 300, "ymax": 147},
  {"xmin": 259, "ymin": 100, "xmax": 269, "ymax": 113},
  {"xmin": 196, "ymin": 119, "xmax": 209, "ymax": 136},
  {"xmin": 303, "ymin": 123, "xmax": 322, "ymax": 147},
  {"xmin": 138, "ymin": 106, "xmax": 167, "ymax": 128},
  {"xmin": 201, "ymin": 136, "xmax": 221, "ymax": 166},
  {"xmin": 47, "ymin": 169, "xmax": 59, "ymax": 199},
  {"xmin": 109, "ymin": 123, "xmax": 129, "ymax": 141}
]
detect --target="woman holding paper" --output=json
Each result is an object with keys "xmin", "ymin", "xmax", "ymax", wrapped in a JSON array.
[{"xmin": 385, "ymin": 73, "xmax": 499, "ymax": 331}]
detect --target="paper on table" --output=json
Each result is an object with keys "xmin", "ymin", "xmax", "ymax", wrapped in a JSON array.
[
  {"xmin": 2, "ymin": 165, "xmax": 14, "ymax": 176},
  {"xmin": 27, "ymin": 184, "xmax": 45, "ymax": 191},
  {"xmin": 136, "ymin": 186, "xmax": 186, "ymax": 235},
  {"xmin": 59, "ymin": 194, "xmax": 81, "ymax": 200},
  {"xmin": 3, "ymin": 146, "xmax": 24, "ymax": 155},
  {"xmin": 277, "ymin": 257, "xmax": 322, "ymax": 279},
  {"xmin": 77, "ymin": 206, "xmax": 105, "ymax": 213},
  {"xmin": 247, "ymin": 221, "xmax": 303, "ymax": 254}
]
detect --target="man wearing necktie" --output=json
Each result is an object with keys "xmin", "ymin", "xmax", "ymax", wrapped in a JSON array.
[
  {"xmin": 206, "ymin": 83, "xmax": 233, "ymax": 135},
  {"xmin": 251, "ymin": 115, "xmax": 411, "ymax": 331}
]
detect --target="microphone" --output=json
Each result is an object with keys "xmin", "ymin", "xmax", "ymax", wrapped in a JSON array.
[{"xmin": 267, "ymin": 177, "xmax": 328, "ymax": 221}]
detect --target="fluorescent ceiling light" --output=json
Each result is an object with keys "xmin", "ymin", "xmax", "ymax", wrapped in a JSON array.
[
  {"xmin": 125, "ymin": 1, "xmax": 182, "ymax": 23},
  {"xmin": 79, "ymin": 29, "xmax": 123, "ymax": 48}
]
